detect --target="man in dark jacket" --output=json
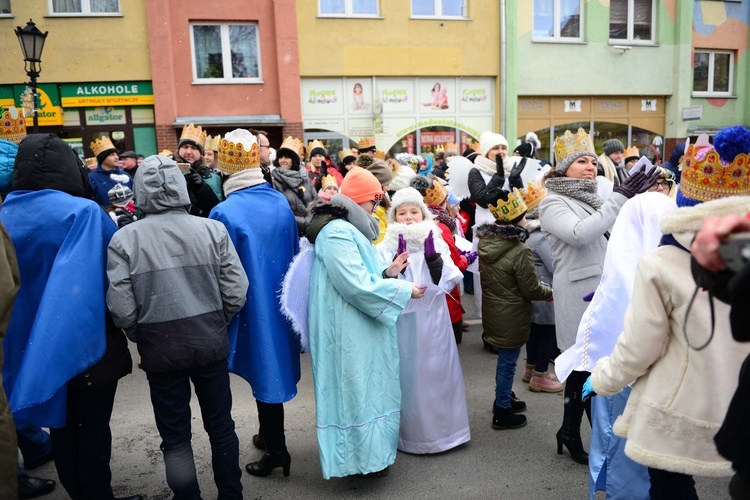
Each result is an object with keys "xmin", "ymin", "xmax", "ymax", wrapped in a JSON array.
[
  {"xmin": 107, "ymin": 154, "xmax": 249, "ymax": 500},
  {"xmin": 2, "ymin": 134, "xmax": 137, "ymax": 500},
  {"xmin": 174, "ymin": 123, "xmax": 222, "ymax": 216}
]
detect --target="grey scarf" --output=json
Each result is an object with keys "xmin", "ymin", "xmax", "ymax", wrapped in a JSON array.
[
  {"xmin": 274, "ymin": 166, "xmax": 306, "ymax": 188},
  {"xmin": 330, "ymin": 194, "xmax": 381, "ymax": 241},
  {"xmin": 545, "ymin": 177, "xmax": 603, "ymax": 210}
]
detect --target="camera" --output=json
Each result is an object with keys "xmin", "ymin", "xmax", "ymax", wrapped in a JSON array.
[{"xmin": 719, "ymin": 233, "xmax": 750, "ymax": 273}]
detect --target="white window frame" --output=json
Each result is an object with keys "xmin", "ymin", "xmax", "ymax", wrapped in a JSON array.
[
  {"xmin": 0, "ymin": 0, "xmax": 11, "ymax": 17},
  {"xmin": 48, "ymin": 0, "xmax": 121, "ymax": 16},
  {"xmin": 608, "ymin": 0, "xmax": 656, "ymax": 45},
  {"xmin": 189, "ymin": 22, "xmax": 263, "ymax": 85},
  {"xmin": 532, "ymin": 0, "xmax": 584, "ymax": 43},
  {"xmin": 411, "ymin": 0, "xmax": 468, "ymax": 20},
  {"xmin": 318, "ymin": 0, "xmax": 380, "ymax": 18},
  {"xmin": 693, "ymin": 50, "xmax": 735, "ymax": 97}
]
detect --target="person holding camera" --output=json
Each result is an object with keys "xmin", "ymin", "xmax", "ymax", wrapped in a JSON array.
[
  {"xmin": 585, "ymin": 126, "xmax": 750, "ymax": 499},
  {"xmin": 175, "ymin": 123, "xmax": 221, "ymax": 217}
]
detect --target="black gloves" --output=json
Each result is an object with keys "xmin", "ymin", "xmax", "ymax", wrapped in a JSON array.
[
  {"xmin": 185, "ymin": 169, "xmax": 204, "ymax": 191},
  {"xmin": 509, "ymin": 157, "xmax": 526, "ymax": 190},
  {"xmin": 114, "ymin": 208, "xmax": 135, "ymax": 228},
  {"xmin": 612, "ymin": 167, "xmax": 661, "ymax": 199}
]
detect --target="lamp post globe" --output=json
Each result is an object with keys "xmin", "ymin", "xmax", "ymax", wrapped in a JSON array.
[{"xmin": 15, "ymin": 19, "xmax": 48, "ymax": 133}]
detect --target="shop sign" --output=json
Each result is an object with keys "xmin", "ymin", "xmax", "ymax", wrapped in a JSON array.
[
  {"xmin": 597, "ymin": 100, "xmax": 625, "ymax": 112},
  {"xmin": 85, "ymin": 107, "xmax": 127, "ymax": 125},
  {"xmin": 564, "ymin": 100, "xmax": 582, "ymax": 112},
  {"xmin": 301, "ymin": 79, "xmax": 344, "ymax": 116},
  {"xmin": 0, "ymin": 86, "xmax": 14, "ymax": 108},
  {"xmin": 641, "ymin": 99, "xmax": 657, "ymax": 112},
  {"xmin": 458, "ymin": 78, "xmax": 494, "ymax": 113},
  {"xmin": 11, "ymin": 84, "xmax": 64, "ymax": 126},
  {"xmin": 60, "ymin": 81, "xmax": 154, "ymax": 107},
  {"xmin": 347, "ymin": 117, "xmax": 375, "ymax": 140},
  {"xmin": 420, "ymin": 131, "xmax": 457, "ymax": 145},
  {"xmin": 378, "ymin": 79, "xmax": 415, "ymax": 114}
]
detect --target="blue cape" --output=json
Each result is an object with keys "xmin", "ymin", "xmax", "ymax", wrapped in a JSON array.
[
  {"xmin": 1, "ymin": 189, "xmax": 116, "ymax": 427},
  {"xmin": 209, "ymin": 183, "xmax": 301, "ymax": 403}
]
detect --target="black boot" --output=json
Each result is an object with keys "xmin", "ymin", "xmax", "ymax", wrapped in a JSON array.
[
  {"xmin": 491, "ymin": 392, "xmax": 526, "ymax": 414},
  {"xmin": 252, "ymin": 433, "xmax": 266, "ymax": 450},
  {"xmin": 556, "ymin": 370, "xmax": 589, "ymax": 465},
  {"xmin": 492, "ymin": 406, "xmax": 527, "ymax": 430},
  {"xmin": 245, "ymin": 450, "xmax": 291, "ymax": 477},
  {"xmin": 18, "ymin": 474, "xmax": 56, "ymax": 499}
]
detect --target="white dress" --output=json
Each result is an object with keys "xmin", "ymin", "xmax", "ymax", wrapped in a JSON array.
[{"xmin": 378, "ymin": 221, "xmax": 470, "ymax": 454}]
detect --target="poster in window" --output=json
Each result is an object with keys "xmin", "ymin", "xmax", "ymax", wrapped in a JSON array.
[
  {"xmin": 301, "ymin": 79, "xmax": 344, "ymax": 117},
  {"xmin": 418, "ymin": 79, "xmax": 454, "ymax": 113},
  {"xmin": 346, "ymin": 78, "xmax": 373, "ymax": 114},
  {"xmin": 377, "ymin": 79, "xmax": 415, "ymax": 114},
  {"xmin": 458, "ymin": 78, "xmax": 493, "ymax": 114}
]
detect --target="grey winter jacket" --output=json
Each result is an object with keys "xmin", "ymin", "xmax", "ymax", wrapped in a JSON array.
[
  {"xmin": 525, "ymin": 227, "xmax": 556, "ymax": 325},
  {"xmin": 106, "ymin": 155, "xmax": 249, "ymax": 372}
]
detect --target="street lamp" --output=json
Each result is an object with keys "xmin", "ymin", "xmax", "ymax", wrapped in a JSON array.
[{"xmin": 15, "ymin": 19, "xmax": 48, "ymax": 133}]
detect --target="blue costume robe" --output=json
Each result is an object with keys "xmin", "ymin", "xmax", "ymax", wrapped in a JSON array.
[
  {"xmin": 209, "ymin": 183, "xmax": 300, "ymax": 403},
  {"xmin": 88, "ymin": 166, "xmax": 133, "ymax": 207},
  {"xmin": 1, "ymin": 189, "xmax": 116, "ymax": 427},
  {"xmin": 308, "ymin": 218, "xmax": 412, "ymax": 479}
]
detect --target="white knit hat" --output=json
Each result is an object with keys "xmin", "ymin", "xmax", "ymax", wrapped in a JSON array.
[
  {"xmin": 478, "ymin": 131, "xmax": 509, "ymax": 157},
  {"xmin": 387, "ymin": 187, "xmax": 432, "ymax": 223}
]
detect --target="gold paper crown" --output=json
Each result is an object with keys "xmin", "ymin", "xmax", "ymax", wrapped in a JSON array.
[
  {"xmin": 554, "ymin": 128, "xmax": 595, "ymax": 164},
  {"xmin": 488, "ymin": 188, "xmax": 528, "ymax": 222},
  {"xmin": 159, "ymin": 149, "xmax": 174, "ymax": 158},
  {"xmin": 180, "ymin": 123, "xmax": 207, "ymax": 148},
  {"xmin": 279, "ymin": 136, "xmax": 305, "ymax": 158},
  {"xmin": 373, "ymin": 149, "xmax": 386, "ymax": 160},
  {"xmin": 204, "ymin": 134, "xmax": 221, "ymax": 152},
  {"xmin": 0, "ymin": 106, "xmax": 26, "ymax": 144},
  {"xmin": 623, "ymin": 146, "xmax": 639, "ymax": 159},
  {"xmin": 679, "ymin": 144, "xmax": 750, "ymax": 203},
  {"xmin": 358, "ymin": 137, "xmax": 376, "ymax": 150},
  {"xmin": 83, "ymin": 157, "xmax": 98, "ymax": 168},
  {"xmin": 434, "ymin": 145, "xmax": 445, "ymax": 154},
  {"xmin": 90, "ymin": 136, "xmax": 115, "ymax": 157},
  {"xmin": 321, "ymin": 174, "xmax": 338, "ymax": 190},
  {"xmin": 307, "ymin": 139, "xmax": 325, "ymax": 153},
  {"xmin": 339, "ymin": 148, "xmax": 355, "ymax": 161},
  {"xmin": 424, "ymin": 179, "xmax": 448, "ymax": 206},
  {"xmin": 218, "ymin": 137, "xmax": 260, "ymax": 175},
  {"xmin": 520, "ymin": 180, "xmax": 547, "ymax": 210}
]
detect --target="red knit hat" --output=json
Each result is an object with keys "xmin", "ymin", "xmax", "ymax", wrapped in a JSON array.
[{"xmin": 340, "ymin": 167, "xmax": 383, "ymax": 204}]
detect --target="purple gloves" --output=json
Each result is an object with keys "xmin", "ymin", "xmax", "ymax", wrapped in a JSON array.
[
  {"xmin": 397, "ymin": 234, "xmax": 407, "ymax": 255},
  {"xmin": 424, "ymin": 231, "xmax": 436, "ymax": 258},
  {"xmin": 461, "ymin": 250, "xmax": 478, "ymax": 265},
  {"xmin": 582, "ymin": 291, "xmax": 595, "ymax": 302}
]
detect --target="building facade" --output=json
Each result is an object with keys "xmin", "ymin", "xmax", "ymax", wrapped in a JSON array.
[
  {"xmin": 0, "ymin": 1, "xmax": 157, "ymax": 158},
  {"xmin": 510, "ymin": 0, "xmax": 750, "ymax": 164},
  {"xmin": 145, "ymin": 0, "xmax": 302, "ymax": 152},
  {"xmin": 296, "ymin": 0, "xmax": 501, "ymax": 159}
]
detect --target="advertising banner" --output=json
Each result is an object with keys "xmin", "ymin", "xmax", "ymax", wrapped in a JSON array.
[
  {"xmin": 458, "ymin": 78, "xmax": 494, "ymax": 114},
  {"xmin": 301, "ymin": 78, "xmax": 344, "ymax": 117},
  {"xmin": 378, "ymin": 78, "xmax": 415, "ymax": 114},
  {"xmin": 417, "ymin": 79, "xmax": 455, "ymax": 114},
  {"xmin": 60, "ymin": 81, "xmax": 154, "ymax": 107}
]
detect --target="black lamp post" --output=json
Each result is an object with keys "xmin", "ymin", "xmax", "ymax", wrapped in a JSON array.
[{"xmin": 15, "ymin": 19, "xmax": 48, "ymax": 133}]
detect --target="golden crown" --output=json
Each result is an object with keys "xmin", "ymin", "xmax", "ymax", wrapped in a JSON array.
[
  {"xmin": 218, "ymin": 136, "xmax": 260, "ymax": 175},
  {"xmin": 307, "ymin": 139, "xmax": 325, "ymax": 153},
  {"xmin": 554, "ymin": 128, "xmax": 595, "ymax": 164},
  {"xmin": 489, "ymin": 188, "xmax": 528, "ymax": 222},
  {"xmin": 444, "ymin": 142, "xmax": 458, "ymax": 153},
  {"xmin": 339, "ymin": 148, "xmax": 355, "ymax": 161},
  {"xmin": 0, "ymin": 106, "xmax": 26, "ymax": 144},
  {"xmin": 204, "ymin": 134, "xmax": 221, "ymax": 152},
  {"xmin": 679, "ymin": 143, "xmax": 750, "ymax": 203},
  {"xmin": 279, "ymin": 136, "xmax": 305, "ymax": 158},
  {"xmin": 373, "ymin": 149, "xmax": 387, "ymax": 160},
  {"xmin": 83, "ymin": 157, "xmax": 98, "ymax": 168},
  {"xmin": 434, "ymin": 145, "xmax": 445, "ymax": 154},
  {"xmin": 90, "ymin": 136, "xmax": 115, "ymax": 157},
  {"xmin": 520, "ymin": 180, "xmax": 547, "ymax": 210},
  {"xmin": 358, "ymin": 136, "xmax": 376, "ymax": 150},
  {"xmin": 180, "ymin": 123, "xmax": 207, "ymax": 148},
  {"xmin": 623, "ymin": 146, "xmax": 639, "ymax": 159},
  {"xmin": 321, "ymin": 174, "xmax": 338, "ymax": 190},
  {"xmin": 424, "ymin": 178, "xmax": 448, "ymax": 206}
]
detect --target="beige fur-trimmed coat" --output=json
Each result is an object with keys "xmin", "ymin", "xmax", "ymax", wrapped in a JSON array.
[{"xmin": 591, "ymin": 196, "xmax": 750, "ymax": 477}]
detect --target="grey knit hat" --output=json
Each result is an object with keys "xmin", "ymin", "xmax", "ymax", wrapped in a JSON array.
[{"xmin": 603, "ymin": 139, "xmax": 625, "ymax": 156}]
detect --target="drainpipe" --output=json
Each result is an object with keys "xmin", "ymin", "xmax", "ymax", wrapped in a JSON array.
[{"xmin": 499, "ymin": 0, "xmax": 506, "ymax": 136}]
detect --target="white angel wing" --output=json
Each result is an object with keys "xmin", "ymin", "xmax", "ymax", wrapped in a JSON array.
[
  {"xmin": 446, "ymin": 155, "xmax": 475, "ymax": 200},
  {"xmin": 279, "ymin": 237, "xmax": 315, "ymax": 353}
]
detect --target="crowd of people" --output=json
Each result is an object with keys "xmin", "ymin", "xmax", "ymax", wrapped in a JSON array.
[{"xmin": 0, "ymin": 100, "xmax": 749, "ymax": 500}]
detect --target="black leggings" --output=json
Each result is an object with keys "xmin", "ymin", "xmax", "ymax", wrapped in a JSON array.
[{"xmin": 526, "ymin": 323, "xmax": 557, "ymax": 373}]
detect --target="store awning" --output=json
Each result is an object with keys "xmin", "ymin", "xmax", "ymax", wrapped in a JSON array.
[{"xmin": 172, "ymin": 115, "xmax": 285, "ymax": 127}]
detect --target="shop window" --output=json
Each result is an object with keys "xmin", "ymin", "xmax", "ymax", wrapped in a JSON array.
[
  {"xmin": 319, "ymin": 0, "xmax": 379, "ymax": 16},
  {"xmin": 49, "ymin": 0, "xmax": 120, "ymax": 15},
  {"xmin": 593, "ymin": 122, "xmax": 628, "ymax": 158},
  {"xmin": 190, "ymin": 23, "xmax": 261, "ymax": 83},
  {"xmin": 0, "ymin": 0, "xmax": 11, "ymax": 15},
  {"xmin": 693, "ymin": 50, "xmax": 734, "ymax": 97},
  {"xmin": 631, "ymin": 126, "xmax": 663, "ymax": 164},
  {"xmin": 533, "ymin": 0, "xmax": 582, "ymax": 41},
  {"xmin": 517, "ymin": 128, "xmax": 551, "ymax": 165},
  {"xmin": 609, "ymin": 0, "xmax": 655, "ymax": 44},
  {"xmin": 412, "ymin": 0, "xmax": 466, "ymax": 18}
]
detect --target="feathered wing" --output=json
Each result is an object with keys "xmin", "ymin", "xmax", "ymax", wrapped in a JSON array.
[
  {"xmin": 446, "ymin": 155, "xmax": 475, "ymax": 200},
  {"xmin": 279, "ymin": 237, "xmax": 315, "ymax": 353}
]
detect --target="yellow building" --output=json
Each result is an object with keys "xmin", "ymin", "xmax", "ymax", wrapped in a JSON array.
[
  {"xmin": 296, "ymin": 0, "xmax": 501, "ymax": 157},
  {"xmin": 0, "ymin": 1, "xmax": 157, "ymax": 156}
]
